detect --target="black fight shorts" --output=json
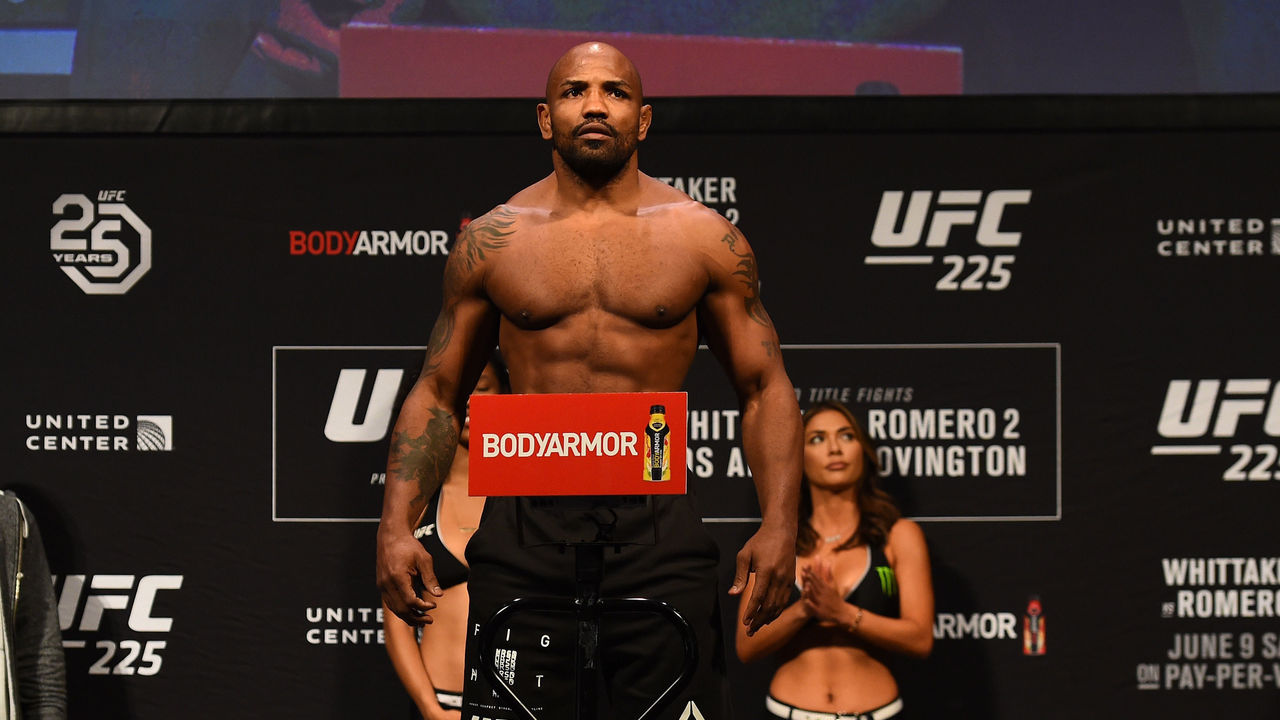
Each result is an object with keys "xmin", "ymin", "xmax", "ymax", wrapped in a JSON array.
[{"xmin": 461, "ymin": 496, "xmax": 731, "ymax": 720}]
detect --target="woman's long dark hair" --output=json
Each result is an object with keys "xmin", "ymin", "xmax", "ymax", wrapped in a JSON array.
[{"xmin": 796, "ymin": 401, "xmax": 901, "ymax": 556}]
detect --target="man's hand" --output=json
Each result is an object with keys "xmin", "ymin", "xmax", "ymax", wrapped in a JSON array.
[
  {"xmin": 376, "ymin": 525, "xmax": 442, "ymax": 625},
  {"xmin": 728, "ymin": 523, "xmax": 796, "ymax": 635}
]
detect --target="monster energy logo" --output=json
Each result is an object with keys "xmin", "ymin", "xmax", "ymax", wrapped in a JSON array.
[{"xmin": 876, "ymin": 566, "xmax": 898, "ymax": 596}]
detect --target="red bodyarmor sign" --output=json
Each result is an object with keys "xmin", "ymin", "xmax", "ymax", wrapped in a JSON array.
[{"xmin": 468, "ymin": 392, "xmax": 688, "ymax": 496}]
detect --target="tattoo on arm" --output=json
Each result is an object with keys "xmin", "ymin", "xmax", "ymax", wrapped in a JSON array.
[
  {"xmin": 421, "ymin": 309, "xmax": 456, "ymax": 375},
  {"xmin": 449, "ymin": 206, "xmax": 516, "ymax": 284},
  {"xmin": 389, "ymin": 409, "xmax": 459, "ymax": 506},
  {"xmin": 427, "ymin": 207, "xmax": 516, "ymax": 374},
  {"xmin": 761, "ymin": 340, "xmax": 780, "ymax": 358},
  {"xmin": 720, "ymin": 227, "xmax": 773, "ymax": 328}
]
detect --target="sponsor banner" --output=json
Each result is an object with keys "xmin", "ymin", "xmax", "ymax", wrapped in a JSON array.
[
  {"xmin": 1132, "ymin": 556, "xmax": 1280, "ymax": 692},
  {"xmin": 53, "ymin": 573, "xmax": 183, "ymax": 677},
  {"xmin": 24, "ymin": 413, "xmax": 174, "ymax": 452},
  {"xmin": 469, "ymin": 392, "xmax": 688, "ymax": 496},
  {"xmin": 287, "ymin": 229, "xmax": 452, "ymax": 257},
  {"xmin": 654, "ymin": 175, "xmax": 740, "ymax": 225},
  {"xmin": 683, "ymin": 344, "xmax": 1060, "ymax": 521},
  {"xmin": 50, "ymin": 191, "xmax": 151, "ymax": 295},
  {"xmin": 864, "ymin": 189, "xmax": 1032, "ymax": 292},
  {"xmin": 1151, "ymin": 379, "xmax": 1280, "ymax": 483},
  {"xmin": 1154, "ymin": 216, "xmax": 1280, "ymax": 259},
  {"xmin": 273, "ymin": 346, "xmax": 423, "ymax": 522},
  {"xmin": 930, "ymin": 597, "xmax": 1047, "ymax": 654},
  {"xmin": 303, "ymin": 604, "xmax": 386, "ymax": 647}
]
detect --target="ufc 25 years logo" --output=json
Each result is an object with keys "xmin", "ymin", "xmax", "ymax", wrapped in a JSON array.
[
  {"xmin": 1152, "ymin": 379, "xmax": 1280, "ymax": 481},
  {"xmin": 50, "ymin": 191, "xmax": 152, "ymax": 295},
  {"xmin": 53, "ymin": 574, "xmax": 182, "ymax": 676},
  {"xmin": 867, "ymin": 190, "xmax": 1032, "ymax": 291}
]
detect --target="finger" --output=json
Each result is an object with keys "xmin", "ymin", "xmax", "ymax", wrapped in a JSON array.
[
  {"xmin": 745, "ymin": 578, "xmax": 771, "ymax": 634},
  {"xmin": 387, "ymin": 574, "xmax": 433, "ymax": 625},
  {"xmin": 416, "ymin": 552, "xmax": 444, "ymax": 598},
  {"xmin": 728, "ymin": 548, "xmax": 751, "ymax": 596}
]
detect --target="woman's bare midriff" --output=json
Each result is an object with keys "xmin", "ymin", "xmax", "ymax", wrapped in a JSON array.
[{"xmin": 769, "ymin": 635, "xmax": 899, "ymax": 713}]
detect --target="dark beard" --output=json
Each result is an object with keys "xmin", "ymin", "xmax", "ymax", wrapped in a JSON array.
[{"xmin": 553, "ymin": 121, "xmax": 637, "ymax": 187}]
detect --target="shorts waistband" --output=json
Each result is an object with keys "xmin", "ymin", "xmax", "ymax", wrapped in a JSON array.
[
  {"xmin": 765, "ymin": 695, "xmax": 903, "ymax": 720},
  {"xmin": 436, "ymin": 690, "xmax": 462, "ymax": 709}
]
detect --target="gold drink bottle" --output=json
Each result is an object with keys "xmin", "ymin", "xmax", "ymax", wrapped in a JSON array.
[{"xmin": 644, "ymin": 405, "xmax": 670, "ymax": 482}]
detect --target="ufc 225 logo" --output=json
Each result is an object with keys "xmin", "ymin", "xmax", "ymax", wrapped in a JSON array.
[
  {"xmin": 54, "ymin": 574, "xmax": 182, "ymax": 676},
  {"xmin": 1152, "ymin": 379, "xmax": 1280, "ymax": 481},
  {"xmin": 50, "ymin": 191, "xmax": 152, "ymax": 295},
  {"xmin": 867, "ymin": 190, "xmax": 1031, "ymax": 291}
]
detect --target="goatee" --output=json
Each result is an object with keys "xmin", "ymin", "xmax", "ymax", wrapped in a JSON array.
[{"xmin": 554, "ymin": 120, "xmax": 636, "ymax": 186}]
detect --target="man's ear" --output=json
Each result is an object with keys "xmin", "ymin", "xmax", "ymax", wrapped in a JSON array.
[
  {"xmin": 638, "ymin": 104, "xmax": 653, "ymax": 141},
  {"xmin": 537, "ymin": 103, "xmax": 553, "ymax": 140}
]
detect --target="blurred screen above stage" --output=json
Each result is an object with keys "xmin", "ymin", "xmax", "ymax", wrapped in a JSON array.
[{"xmin": 338, "ymin": 25, "xmax": 962, "ymax": 98}]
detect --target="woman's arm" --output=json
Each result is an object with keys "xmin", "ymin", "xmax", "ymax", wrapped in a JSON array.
[
  {"xmin": 734, "ymin": 572, "xmax": 812, "ymax": 663},
  {"xmin": 802, "ymin": 519, "xmax": 934, "ymax": 658},
  {"xmin": 382, "ymin": 601, "xmax": 456, "ymax": 719}
]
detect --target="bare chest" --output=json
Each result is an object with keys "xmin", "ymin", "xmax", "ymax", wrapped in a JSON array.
[
  {"xmin": 797, "ymin": 546, "xmax": 873, "ymax": 597},
  {"xmin": 487, "ymin": 217, "xmax": 706, "ymax": 329}
]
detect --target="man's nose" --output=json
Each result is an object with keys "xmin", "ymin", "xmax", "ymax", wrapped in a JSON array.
[{"xmin": 582, "ymin": 89, "xmax": 608, "ymax": 117}]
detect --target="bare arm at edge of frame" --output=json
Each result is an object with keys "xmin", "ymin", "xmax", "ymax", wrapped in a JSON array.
[
  {"xmin": 697, "ymin": 216, "xmax": 802, "ymax": 636},
  {"xmin": 375, "ymin": 208, "xmax": 509, "ymax": 624}
]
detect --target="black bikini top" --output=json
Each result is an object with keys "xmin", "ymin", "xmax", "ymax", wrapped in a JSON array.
[
  {"xmin": 790, "ymin": 543, "xmax": 900, "ymax": 619},
  {"xmin": 414, "ymin": 489, "xmax": 470, "ymax": 590}
]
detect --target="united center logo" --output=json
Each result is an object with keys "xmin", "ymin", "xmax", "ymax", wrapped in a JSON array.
[
  {"xmin": 50, "ymin": 191, "xmax": 151, "ymax": 294},
  {"xmin": 1152, "ymin": 379, "xmax": 1280, "ymax": 481},
  {"xmin": 866, "ymin": 189, "xmax": 1031, "ymax": 291},
  {"xmin": 1154, "ymin": 216, "xmax": 1280, "ymax": 258},
  {"xmin": 25, "ymin": 413, "xmax": 174, "ymax": 452}
]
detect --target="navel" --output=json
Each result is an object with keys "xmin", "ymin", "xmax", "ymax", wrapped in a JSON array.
[{"xmin": 655, "ymin": 305, "xmax": 667, "ymax": 317}]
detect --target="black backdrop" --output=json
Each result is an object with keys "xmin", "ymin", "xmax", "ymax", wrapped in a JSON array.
[{"xmin": 2, "ymin": 96, "xmax": 1278, "ymax": 718}]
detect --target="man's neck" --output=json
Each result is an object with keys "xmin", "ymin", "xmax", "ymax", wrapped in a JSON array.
[{"xmin": 550, "ymin": 152, "xmax": 642, "ymax": 213}]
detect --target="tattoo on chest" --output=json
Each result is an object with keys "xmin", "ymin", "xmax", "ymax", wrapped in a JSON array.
[
  {"xmin": 389, "ymin": 409, "xmax": 459, "ymax": 505},
  {"xmin": 720, "ymin": 228, "xmax": 772, "ymax": 328}
]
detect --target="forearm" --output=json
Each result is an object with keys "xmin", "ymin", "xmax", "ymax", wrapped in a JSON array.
[
  {"xmin": 740, "ymin": 376, "xmax": 802, "ymax": 531},
  {"xmin": 380, "ymin": 384, "xmax": 461, "ymax": 533},
  {"xmin": 736, "ymin": 600, "xmax": 810, "ymax": 663},
  {"xmin": 382, "ymin": 603, "xmax": 444, "ymax": 711},
  {"xmin": 836, "ymin": 604, "xmax": 934, "ymax": 659}
]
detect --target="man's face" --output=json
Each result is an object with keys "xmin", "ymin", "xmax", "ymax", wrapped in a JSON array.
[{"xmin": 538, "ymin": 45, "xmax": 652, "ymax": 184}]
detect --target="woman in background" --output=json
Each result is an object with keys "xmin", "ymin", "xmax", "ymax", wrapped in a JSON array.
[
  {"xmin": 382, "ymin": 357, "xmax": 507, "ymax": 719},
  {"xmin": 736, "ymin": 401, "xmax": 933, "ymax": 720}
]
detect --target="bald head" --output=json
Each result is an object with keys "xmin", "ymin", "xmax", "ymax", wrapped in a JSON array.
[{"xmin": 545, "ymin": 42, "xmax": 644, "ymax": 103}]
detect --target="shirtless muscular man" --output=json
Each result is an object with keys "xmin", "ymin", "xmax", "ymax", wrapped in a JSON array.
[{"xmin": 376, "ymin": 41, "xmax": 802, "ymax": 719}]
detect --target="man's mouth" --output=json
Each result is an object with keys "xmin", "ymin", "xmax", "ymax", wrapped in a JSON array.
[{"xmin": 577, "ymin": 122, "xmax": 613, "ymax": 139}]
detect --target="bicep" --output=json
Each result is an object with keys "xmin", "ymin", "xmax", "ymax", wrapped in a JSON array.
[
  {"xmin": 413, "ymin": 293, "xmax": 499, "ymax": 413},
  {"xmin": 698, "ymin": 225, "xmax": 785, "ymax": 397},
  {"xmin": 410, "ymin": 240, "xmax": 501, "ymax": 411}
]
